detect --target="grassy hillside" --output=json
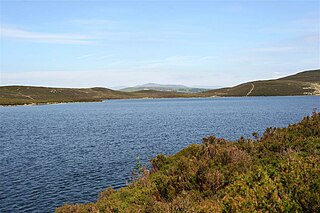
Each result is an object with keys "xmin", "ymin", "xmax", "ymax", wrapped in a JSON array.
[
  {"xmin": 56, "ymin": 112, "xmax": 320, "ymax": 213},
  {"xmin": 279, "ymin": 69, "xmax": 320, "ymax": 83},
  {"xmin": 0, "ymin": 86, "xmax": 134, "ymax": 105},
  {"xmin": 202, "ymin": 69, "xmax": 320, "ymax": 97},
  {"xmin": 0, "ymin": 86, "xmax": 192, "ymax": 106}
]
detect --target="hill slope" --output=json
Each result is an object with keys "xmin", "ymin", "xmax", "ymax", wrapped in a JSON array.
[
  {"xmin": 56, "ymin": 112, "xmax": 320, "ymax": 212},
  {"xmin": 279, "ymin": 69, "xmax": 320, "ymax": 82},
  {"xmin": 0, "ymin": 86, "xmax": 193, "ymax": 106},
  {"xmin": 0, "ymin": 86, "xmax": 133, "ymax": 105},
  {"xmin": 202, "ymin": 69, "xmax": 320, "ymax": 97}
]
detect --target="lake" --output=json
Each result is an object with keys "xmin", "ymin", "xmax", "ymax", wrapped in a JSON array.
[{"xmin": 0, "ymin": 96, "xmax": 319, "ymax": 212}]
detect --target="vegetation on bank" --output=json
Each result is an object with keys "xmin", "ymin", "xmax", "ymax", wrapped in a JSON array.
[
  {"xmin": 1, "ymin": 69, "xmax": 319, "ymax": 105},
  {"xmin": 56, "ymin": 112, "xmax": 320, "ymax": 212}
]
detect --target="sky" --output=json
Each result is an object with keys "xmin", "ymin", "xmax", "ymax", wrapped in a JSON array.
[{"xmin": 0, "ymin": 0, "xmax": 319, "ymax": 88}]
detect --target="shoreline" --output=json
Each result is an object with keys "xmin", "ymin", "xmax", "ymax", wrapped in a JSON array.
[{"xmin": 0, "ymin": 100, "xmax": 103, "ymax": 107}]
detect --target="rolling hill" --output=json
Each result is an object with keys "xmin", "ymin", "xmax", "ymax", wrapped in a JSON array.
[
  {"xmin": 0, "ymin": 86, "xmax": 131, "ymax": 105},
  {"xmin": 119, "ymin": 83, "xmax": 209, "ymax": 93},
  {"xmin": 202, "ymin": 69, "xmax": 320, "ymax": 97},
  {"xmin": 0, "ymin": 86, "xmax": 192, "ymax": 106}
]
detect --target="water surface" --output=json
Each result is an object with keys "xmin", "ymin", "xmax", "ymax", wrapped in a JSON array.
[{"xmin": 0, "ymin": 96, "xmax": 319, "ymax": 212}]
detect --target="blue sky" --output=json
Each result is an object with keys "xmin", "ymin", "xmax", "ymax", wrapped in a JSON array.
[{"xmin": 0, "ymin": 0, "xmax": 319, "ymax": 88}]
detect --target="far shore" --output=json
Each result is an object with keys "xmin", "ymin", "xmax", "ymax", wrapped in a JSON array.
[{"xmin": 2, "ymin": 95, "xmax": 319, "ymax": 107}]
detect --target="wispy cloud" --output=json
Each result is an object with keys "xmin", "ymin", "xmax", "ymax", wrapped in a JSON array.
[
  {"xmin": 1, "ymin": 23, "xmax": 196, "ymax": 45},
  {"xmin": 0, "ymin": 26, "xmax": 96, "ymax": 44},
  {"xmin": 93, "ymin": 30, "xmax": 197, "ymax": 44},
  {"xmin": 77, "ymin": 54, "xmax": 95, "ymax": 59},
  {"xmin": 76, "ymin": 54, "xmax": 115, "ymax": 60},
  {"xmin": 134, "ymin": 55, "xmax": 216, "ymax": 69},
  {"xmin": 251, "ymin": 46, "xmax": 302, "ymax": 53},
  {"xmin": 294, "ymin": 18, "xmax": 320, "ymax": 26},
  {"xmin": 98, "ymin": 54, "xmax": 114, "ymax": 60},
  {"xmin": 260, "ymin": 16, "xmax": 319, "ymax": 34},
  {"xmin": 303, "ymin": 34, "xmax": 320, "ymax": 43},
  {"xmin": 69, "ymin": 19, "xmax": 115, "ymax": 26}
]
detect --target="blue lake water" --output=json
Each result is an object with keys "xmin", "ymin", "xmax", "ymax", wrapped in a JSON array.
[{"xmin": 0, "ymin": 96, "xmax": 319, "ymax": 212}]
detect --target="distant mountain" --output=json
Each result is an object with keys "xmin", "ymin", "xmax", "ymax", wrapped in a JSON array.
[
  {"xmin": 137, "ymin": 83, "xmax": 189, "ymax": 88},
  {"xmin": 119, "ymin": 83, "xmax": 209, "ymax": 93},
  {"xmin": 202, "ymin": 69, "xmax": 320, "ymax": 97}
]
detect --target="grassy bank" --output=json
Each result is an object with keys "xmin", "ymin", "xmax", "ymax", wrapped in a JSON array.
[{"xmin": 56, "ymin": 112, "xmax": 320, "ymax": 212}]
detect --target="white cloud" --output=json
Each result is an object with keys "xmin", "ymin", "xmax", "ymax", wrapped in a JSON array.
[{"xmin": 0, "ymin": 26, "xmax": 96, "ymax": 44}]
